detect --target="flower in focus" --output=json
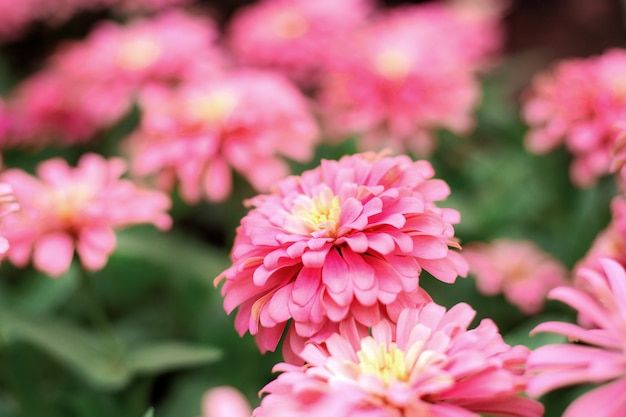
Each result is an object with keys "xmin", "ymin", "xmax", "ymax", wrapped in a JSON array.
[
  {"xmin": 316, "ymin": 4, "xmax": 483, "ymax": 156},
  {"xmin": 527, "ymin": 258, "xmax": 626, "ymax": 417},
  {"xmin": 125, "ymin": 70, "xmax": 318, "ymax": 203},
  {"xmin": 0, "ymin": 153, "xmax": 172, "ymax": 277},
  {"xmin": 216, "ymin": 152, "xmax": 467, "ymax": 357},
  {"xmin": 6, "ymin": 10, "xmax": 223, "ymax": 147},
  {"xmin": 464, "ymin": 239, "xmax": 568, "ymax": 315},
  {"xmin": 522, "ymin": 49, "xmax": 626, "ymax": 187},
  {"xmin": 255, "ymin": 303, "xmax": 544, "ymax": 417},
  {"xmin": 227, "ymin": 0, "xmax": 373, "ymax": 86},
  {"xmin": 201, "ymin": 386, "xmax": 252, "ymax": 417}
]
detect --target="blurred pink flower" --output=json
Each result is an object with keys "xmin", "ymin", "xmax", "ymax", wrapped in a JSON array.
[
  {"xmin": 0, "ymin": 183, "xmax": 19, "ymax": 256},
  {"xmin": 464, "ymin": 239, "xmax": 568, "ymax": 315},
  {"xmin": 0, "ymin": 0, "xmax": 36, "ymax": 42},
  {"xmin": 125, "ymin": 70, "xmax": 318, "ymax": 203},
  {"xmin": 8, "ymin": 71, "xmax": 132, "ymax": 146},
  {"xmin": 202, "ymin": 386, "xmax": 252, "ymax": 417},
  {"xmin": 255, "ymin": 303, "xmax": 543, "ymax": 417},
  {"xmin": 522, "ymin": 49, "xmax": 626, "ymax": 187},
  {"xmin": 575, "ymin": 195, "xmax": 626, "ymax": 275},
  {"xmin": 528, "ymin": 258, "xmax": 626, "ymax": 417},
  {"xmin": 0, "ymin": 153, "xmax": 171, "ymax": 277},
  {"xmin": 6, "ymin": 10, "xmax": 223, "ymax": 147},
  {"xmin": 316, "ymin": 4, "xmax": 481, "ymax": 156},
  {"xmin": 215, "ymin": 152, "xmax": 467, "ymax": 356},
  {"xmin": 227, "ymin": 0, "xmax": 373, "ymax": 86}
]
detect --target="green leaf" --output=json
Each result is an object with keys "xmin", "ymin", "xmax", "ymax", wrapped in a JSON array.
[
  {"xmin": 0, "ymin": 308, "xmax": 130, "ymax": 390},
  {"xmin": 504, "ymin": 314, "xmax": 570, "ymax": 350},
  {"xmin": 127, "ymin": 341, "xmax": 221, "ymax": 375},
  {"xmin": 10, "ymin": 265, "xmax": 79, "ymax": 314},
  {"xmin": 143, "ymin": 408, "xmax": 154, "ymax": 417},
  {"xmin": 115, "ymin": 227, "xmax": 230, "ymax": 285}
]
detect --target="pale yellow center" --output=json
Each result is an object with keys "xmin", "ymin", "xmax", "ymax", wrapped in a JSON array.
[
  {"xmin": 116, "ymin": 35, "xmax": 162, "ymax": 71},
  {"xmin": 187, "ymin": 91, "xmax": 238, "ymax": 125},
  {"xmin": 47, "ymin": 185, "xmax": 94, "ymax": 223},
  {"xmin": 289, "ymin": 187, "xmax": 341, "ymax": 237},
  {"xmin": 357, "ymin": 340, "xmax": 409, "ymax": 385},
  {"xmin": 273, "ymin": 10, "xmax": 309, "ymax": 39},
  {"xmin": 374, "ymin": 50, "xmax": 412, "ymax": 80}
]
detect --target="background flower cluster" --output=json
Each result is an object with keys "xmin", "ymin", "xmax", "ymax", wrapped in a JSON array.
[{"xmin": 0, "ymin": 0, "xmax": 625, "ymax": 416}]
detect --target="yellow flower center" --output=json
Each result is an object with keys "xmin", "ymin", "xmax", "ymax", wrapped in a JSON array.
[
  {"xmin": 273, "ymin": 10, "xmax": 309, "ymax": 39},
  {"xmin": 47, "ymin": 185, "xmax": 95, "ymax": 224},
  {"xmin": 116, "ymin": 35, "xmax": 162, "ymax": 72},
  {"xmin": 187, "ymin": 90, "xmax": 238, "ymax": 125},
  {"xmin": 357, "ymin": 339, "xmax": 410, "ymax": 385},
  {"xmin": 374, "ymin": 49, "xmax": 412, "ymax": 81},
  {"xmin": 288, "ymin": 187, "xmax": 341, "ymax": 237}
]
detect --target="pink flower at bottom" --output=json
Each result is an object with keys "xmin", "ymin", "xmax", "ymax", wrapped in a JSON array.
[
  {"xmin": 216, "ymin": 151, "xmax": 467, "ymax": 357},
  {"xmin": 464, "ymin": 239, "xmax": 568, "ymax": 314},
  {"xmin": 527, "ymin": 258, "xmax": 626, "ymax": 417},
  {"xmin": 202, "ymin": 386, "xmax": 252, "ymax": 417},
  {"xmin": 255, "ymin": 303, "xmax": 544, "ymax": 417},
  {"xmin": 0, "ymin": 153, "xmax": 172, "ymax": 277}
]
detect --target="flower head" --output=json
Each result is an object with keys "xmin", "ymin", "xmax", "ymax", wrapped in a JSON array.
[
  {"xmin": 216, "ymin": 152, "xmax": 467, "ymax": 356},
  {"xmin": 316, "ymin": 4, "xmax": 482, "ymax": 156},
  {"xmin": 522, "ymin": 49, "xmax": 626, "ymax": 187},
  {"xmin": 464, "ymin": 239, "xmax": 568, "ymax": 314},
  {"xmin": 227, "ymin": 0, "xmax": 373, "ymax": 86},
  {"xmin": 6, "ymin": 10, "xmax": 222, "ymax": 147},
  {"xmin": 125, "ymin": 70, "xmax": 318, "ymax": 203},
  {"xmin": 255, "ymin": 303, "xmax": 543, "ymax": 417},
  {"xmin": 201, "ymin": 386, "xmax": 252, "ymax": 417},
  {"xmin": 528, "ymin": 258, "xmax": 626, "ymax": 417},
  {"xmin": 0, "ymin": 153, "xmax": 171, "ymax": 277}
]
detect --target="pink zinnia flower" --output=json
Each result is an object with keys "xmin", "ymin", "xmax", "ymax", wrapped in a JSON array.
[
  {"xmin": 201, "ymin": 386, "xmax": 252, "ymax": 417},
  {"xmin": 6, "ymin": 10, "xmax": 223, "ymax": 147},
  {"xmin": 527, "ymin": 258, "xmax": 626, "ymax": 417},
  {"xmin": 215, "ymin": 152, "xmax": 467, "ymax": 357},
  {"xmin": 255, "ymin": 303, "xmax": 544, "ymax": 417},
  {"xmin": 0, "ymin": 153, "xmax": 172, "ymax": 277},
  {"xmin": 464, "ymin": 239, "xmax": 568, "ymax": 315},
  {"xmin": 227, "ymin": 0, "xmax": 373, "ymax": 86},
  {"xmin": 575, "ymin": 195, "xmax": 626, "ymax": 275},
  {"xmin": 317, "ymin": 4, "xmax": 481, "ymax": 156},
  {"xmin": 124, "ymin": 70, "xmax": 318, "ymax": 203},
  {"xmin": 522, "ymin": 49, "xmax": 626, "ymax": 187}
]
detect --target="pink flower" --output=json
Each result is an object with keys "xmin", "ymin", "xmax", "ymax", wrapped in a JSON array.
[
  {"xmin": 0, "ymin": 0, "xmax": 36, "ymax": 42},
  {"xmin": 575, "ymin": 195, "xmax": 626, "ymax": 275},
  {"xmin": 316, "ymin": 4, "xmax": 481, "ymax": 156},
  {"xmin": 6, "ymin": 10, "xmax": 223, "ymax": 147},
  {"xmin": 215, "ymin": 151, "xmax": 467, "ymax": 357},
  {"xmin": 0, "ymin": 183, "xmax": 19, "ymax": 256},
  {"xmin": 527, "ymin": 258, "xmax": 626, "ymax": 417},
  {"xmin": 201, "ymin": 386, "xmax": 252, "ymax": 417},
  {"xmin": 522, "ymin": 49, "xmax": 626, "ymax": 187},
  {"xmin": 124, "ymin": 70, "xmax": 318, "ymax": 203},
  {"xmin": 0, "ymin": 153, "xmax": 172, "ymax": 277},
  {"xmin": 464, "ymin": 239, "xmax": 568, "ymax": 315},
  {"xmin": 227, "ymin": 0, "xmax": 373, "ymax": 86},
  {"xmin": 255, "ymin": 303, "xmax": 544, "ymax": 417}
]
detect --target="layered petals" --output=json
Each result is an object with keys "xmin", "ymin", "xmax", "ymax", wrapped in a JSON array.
[{"xmin": 216, "ymin": 152, "xmax": 467, "ymax": 356}]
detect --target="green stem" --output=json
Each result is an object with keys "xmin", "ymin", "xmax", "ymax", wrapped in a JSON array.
[{"xmin": 77, "ymin": 265, "xmax": 112, "ymax": 334}]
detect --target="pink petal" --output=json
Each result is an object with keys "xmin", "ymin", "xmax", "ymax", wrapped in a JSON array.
[{"xmin": 33, "ymin": 233, "xmax": 74, "ymax": 277}]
